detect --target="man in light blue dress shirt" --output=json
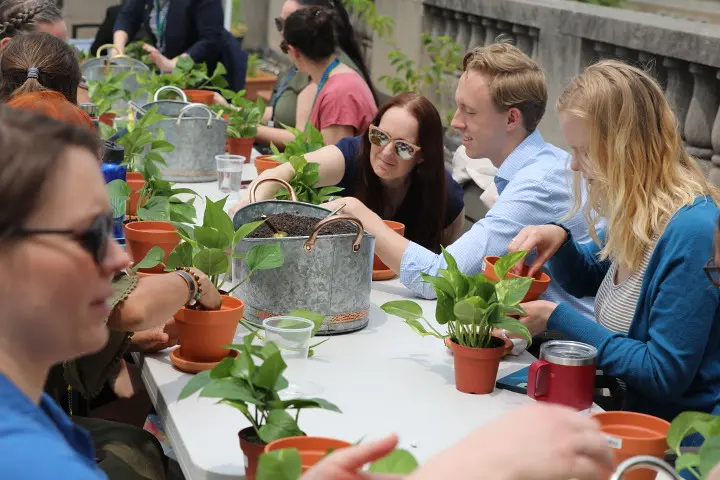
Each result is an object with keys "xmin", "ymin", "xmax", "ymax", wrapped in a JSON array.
[{"xmin": 324, "ymin": 42, "xmax": 595, "ymax": 320}]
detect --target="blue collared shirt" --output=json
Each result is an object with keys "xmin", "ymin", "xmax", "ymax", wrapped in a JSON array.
[
  {"xmin": 400, "ymin": 130, "xmax": 596, "ymax": 320},
  {"xmin": 0, "ymin": 374, "xmax": 105, "ymax": 479}
]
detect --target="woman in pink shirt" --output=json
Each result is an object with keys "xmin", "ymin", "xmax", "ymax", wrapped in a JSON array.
[{"xmin": 256, "ymin": 5, "xmax": 377, "ymax": 147}]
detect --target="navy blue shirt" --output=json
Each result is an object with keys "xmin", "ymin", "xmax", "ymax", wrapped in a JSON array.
[
  {"xmin": 0, "ymin": 374, "xmax": 105, "ymax": 479},
  {"xmin": 335, "ymin": 136, "xmax": 464, "ymax": 250}
]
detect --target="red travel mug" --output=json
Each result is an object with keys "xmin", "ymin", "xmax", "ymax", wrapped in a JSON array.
[{"xmin": 527, "ymin": 340, "xmax": 597, "ymax": 411}]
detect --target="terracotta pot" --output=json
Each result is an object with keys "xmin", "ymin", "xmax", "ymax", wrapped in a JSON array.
[
  {"xmin": 183, "ymin": 89, "xmax": 214, "ymax": 105},
  {"xmin": 449, "ymin": 337, "xmax": 506, "ymax": 394},
  {"xmin": 244, "ymin": 72, "xmax": 278, "ymax": 101},
  {"xmin": 483, "ymin": 256, "xmax": 551, "ymax": 302},
  {"xmin": 126, "ymin": 172, "xmax": 145, "ymax": 216},
  {"xmin": 374, "ymin": 221, "xmax": 405, "ymax": 272},
  {"xmin": 239, "ymin": 426, "xmax": 266, "ymax": 480},
  {"xmin": 445, "ymin": 336, "xmax": 513, "ymax": 357},
  {"xmin": 265, "ymin": 436, "xmax": 352, "ymax": 472},
  {"xmin": 99, "ymin": 112, "xmax": 116, "ymax": 127},
  {"xmin": 592, "ymin": 411, "xmax": 670, "ymax": 480},
  {"xmin": 226, "ymin": 136, "xmax": 254, "ymax": 163},
  {"xmin": 123, "ymin": 221, "xmax": 180, "ymax": 273},
  {"xmin": 175, "ymin": 295, "xmax": 244, "ymax": 363},
  {"xmin": 254, "ymin": 154, "xmax": 282, "ymax": 175}
]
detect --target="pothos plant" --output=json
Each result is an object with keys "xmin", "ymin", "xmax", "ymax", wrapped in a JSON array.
[
  {"xmin": 138, "ymin": 55, "xmax": 229, "ymax": 97},
  {"xmin": 124, "ymin": 41, "xmax": 155, "ymax": 69},
  {"xmin": 178, "ymin": 333, "xmax": 342, "ymax": 444},
  {"xmin": 215, "ymin": 90, "xmax": 266, "ymax": 139},
  {"xmin": 275, "ymin": 156, "xmax": 344, "ymax": 205},
  {"xmin": 382, "ymin": 250, "xmax": 533, "ymax": 349},
  {"xmin": 269, "ymin": 124, "xmax": 325, "ymax": 164},
  {"xmin": 667, "ymin": 412, "xmax": 720, "ymax": 479},
  {"xmin": 88, "ymin": 71, "xmax": 133, "ymax": 116}
]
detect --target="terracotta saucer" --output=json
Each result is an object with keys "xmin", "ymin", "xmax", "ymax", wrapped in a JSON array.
[
  {"xmin": 372, "ymin": 268, "xmax": 397, "ymax": 281},
  {"xmin": 169, "ymin": 348, "xmax": 237, "ymax": 374}
]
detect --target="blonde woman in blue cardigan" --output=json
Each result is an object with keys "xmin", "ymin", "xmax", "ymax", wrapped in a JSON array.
[{"xmin": 508, "ymin": 60, "xmax": 720, "ymax": 422}]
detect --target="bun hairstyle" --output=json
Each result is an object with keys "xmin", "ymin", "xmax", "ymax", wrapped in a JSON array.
[
  {"xmin": 283, "ymin": 6, "xmax": 337, "ymax": 62},
  {"xmin": 0, "ymin": 32, "xmax": 81, "ymax": 103},
  {"xmin": 0, "ymin": 0, "xmax": 62, "ymax": 39}
]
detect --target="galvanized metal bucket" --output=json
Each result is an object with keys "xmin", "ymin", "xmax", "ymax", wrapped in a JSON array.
[
  {"xmin": 609, "ymin": 456, "xmax": 681, "ymax": 480},
  {"xmin": 82, "ymin": 44, "xmax": 150, "ymax": 109},
  {"xmin": 142, "ymin": 87, "xmax": 228, "ymax": 182},
  {"xmin": 231, "ymin": 179, "xmax": 375, "ymax": 335}
]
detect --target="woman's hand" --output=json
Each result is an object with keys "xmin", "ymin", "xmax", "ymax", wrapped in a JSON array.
[
  {"xmin": 508, "ymin": 224, "xmax": 569, "ymax": 276},
  {"xmin": 323, "ymin": 197, "xmax": 372, "ymax": 223},
  {"xmin": 518, "ymin": 300, "xmax": 558, "ymax": 336},
  {"xmin": 300, "ymin": 434, "xmax": 403, "ymax": 480},
  {"xmin": 143, "ymin": 44, "xmax": 176, "ymax": 73},
  {"xmin": 130, "ymin": 318, "xmax": 179, "ymax": 353},
  {"xmin": 188, "ymin": 267, "xmax": 223, "ymax": 309}
]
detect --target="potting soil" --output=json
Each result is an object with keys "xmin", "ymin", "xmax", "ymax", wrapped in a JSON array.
[{"xmin": 249, "ymin": 213, "xmax": 358, "ymax": 238}]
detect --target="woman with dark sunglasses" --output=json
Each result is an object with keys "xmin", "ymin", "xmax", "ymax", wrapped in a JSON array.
[
  {"xmin": 257, "ymin": 6, "xmax": 377, "ymax": 148},
  {"xmin": 264, "ymin": 0, "xmax": 377, "ymax": 131},
  {"xmin": 243, "ymin": 92, "xmax": 465, "ymax": 253}
]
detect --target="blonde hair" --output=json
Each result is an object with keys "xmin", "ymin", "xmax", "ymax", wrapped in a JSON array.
[
  {"xmin": 558, "ymin": 60, "xmax": 720, "ymax": 270},
  {"xmin": 462, "ymin": 41, "xmax": 547, "ymax": 132}
]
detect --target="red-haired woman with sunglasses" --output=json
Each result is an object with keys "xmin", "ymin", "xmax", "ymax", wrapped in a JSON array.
[{"xmin": 243, "ymin": 92, "xmax": 466, "ymax": 252}]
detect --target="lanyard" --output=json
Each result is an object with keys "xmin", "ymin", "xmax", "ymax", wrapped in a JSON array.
[
  {"xmin": 154, "ymin": 0, "xmax": 168, "ymax": 52},
  {"xmin": 306, "ymin": 58, "xmax": 340, "ymax": 129}
]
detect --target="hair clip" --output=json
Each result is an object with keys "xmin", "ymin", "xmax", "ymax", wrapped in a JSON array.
[{"xmin": 26, "ymin": 67, "xmax": 39, "ymax": 79}]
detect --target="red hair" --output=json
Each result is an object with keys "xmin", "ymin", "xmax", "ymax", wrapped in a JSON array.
[{"xmin": 7, "ymin": 90, "xmax": 94, "ymax": 132}]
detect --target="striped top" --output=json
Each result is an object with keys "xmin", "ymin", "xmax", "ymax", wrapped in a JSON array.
[{"xmin": 595, "ymin": 240, "xmax": 658, "ymax": 333}]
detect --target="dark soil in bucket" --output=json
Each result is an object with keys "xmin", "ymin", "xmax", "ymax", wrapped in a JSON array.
[{"xmin": 249, "ymin": 213, "xmax": 357, "ymax": 238}]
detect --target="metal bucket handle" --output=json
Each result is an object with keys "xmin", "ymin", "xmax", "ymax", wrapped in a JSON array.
[
  {"xmin": 154, "ymin": 86, "xmax": 188, "ymax": 102},
  {"xmin": 249, "ymin": 178, "xmax": 298, "ymax": 202},
  {"xmin": 95, "ymin": 44, "xmax": 137, "ymax": 75},
  {"xmin": 304, "ymin": 214, "xmax": 364, "ymax": 253},
  {"xmin": 176, "ymin": 103, "xmax": 214, "ymax": 128},
  {"xmin": 610, "ymin": 456, "xmax": 681, "ymax": 480}
]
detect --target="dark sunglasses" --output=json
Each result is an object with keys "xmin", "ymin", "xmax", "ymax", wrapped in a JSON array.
[
  {"xmin": 274, "ymin": 17, "xmax": 284, "ymax": 32},
  {"xmin": 368, "ymin": 125, "xmax": 421, "ymax": 161},
  {"xmin": 13, "ymin": 213, "xmax": 114, "ymax": 265},
  {"xmin": 705, "ymin": 258, "xmax": 720, "ymax": 287}
]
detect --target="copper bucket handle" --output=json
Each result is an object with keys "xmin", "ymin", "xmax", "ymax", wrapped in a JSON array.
[
  {"xmin": 304, "ymin": 214, "xmax": 364, "ymax": 252},
  {"xmin": 248, "ymin": 178, "xmax": 298, "ymax": 203}
]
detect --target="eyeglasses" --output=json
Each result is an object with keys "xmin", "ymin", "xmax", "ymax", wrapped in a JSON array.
[
  {"xmin": 368, "ymin": 125, "xmax": 421, "ymax": 161},
  {"xmin": 705, "ymin": 258, "xmax": 720, "ymax": 287},
  {"xmin": 13, "ymin": 213, "xmax": 114, "ymax": 266},
  {"xmin": 274, "ymin": 17, "xmax": 284, "ymax": 32}
]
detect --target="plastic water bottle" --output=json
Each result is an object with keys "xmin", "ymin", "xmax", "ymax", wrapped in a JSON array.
[
  {"xmin": 101, "ymin": 140, "xmax": 127, "ymax": 243},
  {"xmin": 78, "ymin": 102, "xmax": 99, "ymax": 132}
]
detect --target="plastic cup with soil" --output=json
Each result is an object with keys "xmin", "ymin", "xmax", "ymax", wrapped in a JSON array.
[
  {"xmin": 373, "ymin": 220, "xmax": 405, "ymax": 281},
  {"xmin": 248, "ymin": 213, "xmax": 359, "ymax": 239},
  {"xmin": 483, "ymin": 256, "xmax": 551, "ymax": 302}
]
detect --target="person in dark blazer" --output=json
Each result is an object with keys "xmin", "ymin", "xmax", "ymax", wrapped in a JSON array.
[{"xmin": 112, "ymin": 0, "xmax": 248, "ymax": 91}]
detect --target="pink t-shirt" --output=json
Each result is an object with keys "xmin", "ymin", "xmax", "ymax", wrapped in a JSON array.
[{"xmin": 310, "ymin": 71, "xmax": 377, "ymax": 134}]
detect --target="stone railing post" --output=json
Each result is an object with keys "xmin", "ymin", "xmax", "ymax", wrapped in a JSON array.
[
  {"xmin": 638, "ymin": 52, "xmax": 668, "ymax": 91},
  {"xmin": 481, "ymin": 18, "xmax": 498, "ymax": 45},
  {"xmin": 710, "ymin": 70, "xmax": 720, "ymax": 186},
  {"xmin": 468, "ymin": 15, "xmax": 484, "ymax": 50},
  {"xmin": 685, "ymin": 63, "xmax": 719, "ymax": 161},
  {"xmin": 512, "ymin": 25, "xmax": 533, "ymax": 57},
  {"xmin": 663, "ymin": 58, "xmax": 693, "ymax": 138},
  {"xmin": 455, "ymin": 12, "xmax": 471, "ymax": 51}
]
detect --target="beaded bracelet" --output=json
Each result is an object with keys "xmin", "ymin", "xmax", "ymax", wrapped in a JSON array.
[
  {"xmin": 175, "ymin": 267, "xmax": 203, "ymax": 306},
  {"xmin": 174, "ymin": 270, "xmax": 198, "ymax": 306}
]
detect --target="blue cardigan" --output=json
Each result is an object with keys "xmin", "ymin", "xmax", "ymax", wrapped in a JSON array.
[{"xmin": 548, "ymin": 197, "xmax": 720, "ymax": 421}]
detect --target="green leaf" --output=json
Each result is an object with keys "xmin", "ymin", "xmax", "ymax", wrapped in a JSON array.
[
  {"xmin": 192, "ymin": 248, "xmax": 229, "ymax": 277},
  {"xmin": 381, "ymin": 300, "xmax": 423, "ymax": 322},
  {"xmin": 496, "ymin": 277, "xmax": 533, "ymax": 306},
  {"xmin": 178, "ymin": 370, "xmax": 212, "ymax": 400},
  {"xmin": 259, "ymin": 341, "xmax": 281, "ymax": 360},
  {"xmin": 150, "ymin": 139, "xmax": 175, "ymax": 152},
  {"xmin": 233, "ymin": 220, "xmax": 264, "ymax": 244},
  {"xmin": 493, "ymin": 251, "xmax": 528, "ymax": 280},
  {"xmin": 257, "ymin": 449, "xmax": 302, "ymax": 480},
  {"xmin": 454, "ymin": 297, "xmax": 488, "ymax": 325},
  {"xmin": 230, "ymin": 350, "xmax": 254, "ymax": 379},
  {"xmin": 254, "ymin": 351, "xmax": 287, "ymax": 390},
  {"xmin": 246, "ymin": 244, "xmax": 284, "ymax": 271},
  {"xmin": 203, "ymin": 195, "xmax": 235, "ymax": 240},
  {"xmin": 368, "ymin": 449, "xmax": 419, "ymax": 474},
  {"xmin": 169, "ymin": 202, "xmax": 197, "ymax": 224},
  {"xmin": 195, "ymin": 226, "xmax": 231, "ymax": 249},
  {"xmin": 199, "ymin": 378, "xmax": 257, "ymax": 403},
  {"xmin": 210, "ymin": 357, "xmax": 234, "ymax": 379},
  {"xmin": 130, "ymin": 246, "xmax": 165, "ymax": 273},
  {"xmin": 674, "ymin": 453, "xmax": 701, "ymax": 473},
  {"xmin": 166, "ymin": 241, "xmax": 194, "ymax": 269},
  {"xmin": 435, "ymin": 290, "xmax": 455, "ymax": 325},
  {"xmin": 494, "ymin": 318, "xmax": 532, "ymax": 344},
  {"xmin": 287, "ymin": 309, "xmax": 325, "ymax": 336},
  {"xmin": 668, "ymin": 412, "xmax": 716, "ymax": 452},
  {"xmin": 404, "ymin": 318, "xmax": 443, "ymax": 338},
  {"xmin": 258, "ymin": 410, "xmax": 303, "ymax": 443},
  {"xmin": 420, "ymin": 274, "xmax": 454, "ymax": 297},
  {"xmin": 107, "ymin": 179, "xmax": 131, "ymax": 200},
  {"xmin": 268, "ymin": 398, "xmax": 342, "ymax": 413},
  {"xmin": 700, "ymin": 435, "xmax": 720, "ymax": 476}
]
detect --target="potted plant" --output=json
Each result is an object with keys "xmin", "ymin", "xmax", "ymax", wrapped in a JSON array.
[
  {"xmin": 381, "ymin": 250, "xmax": 533, "ymax": 394},
  {"xmin": 244, "ymin": 53, "xmax": 277, "ymax": 101},
  {"xmin": 667, "ymin": 412, "xmax": 720, "ymax": 479},
  {"xmin": 88, "ymin": 71, "xmax": 132, "ymax": 126},
  {"xmin": 273, "ymin": 156, "xmax": 343, "ymax": 205},
  {"xmin": 483, "ymin": 256, "xmax": 551, "ymax": 302},
  {"xmin": 255, "ymin": 124, "xmax": 325, "ymax": 174},
  {"xmin": 178, "ymin": 335, "xmax": 341, "ymax": 480},
  {"xmin": 258, "ymin": 442, "xmax": 418, "ymax": 478},
  {"xmin": 219, "ymin": 90, "xmax": 265, "ymax": 162},
  {"xmin": 138, "ymin": 56, "xmax": 229, "ymax": 105}
]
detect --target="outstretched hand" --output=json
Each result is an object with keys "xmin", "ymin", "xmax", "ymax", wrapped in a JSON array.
[{"xmin": 508, "ymin": 224, "xmax": 569, "ymax": 276}]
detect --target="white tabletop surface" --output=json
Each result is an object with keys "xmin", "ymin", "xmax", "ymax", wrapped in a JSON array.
[{"xmin": 136, "ymin": 150, "xmax": 609, "ymax": 480}]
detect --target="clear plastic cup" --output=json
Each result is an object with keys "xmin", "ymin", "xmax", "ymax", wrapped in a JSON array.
[
  {"xmin": 215, "ymin": 154, "xmax": 245, "ymax": 197},
  {"xmin": 262, "ymin": 316, "xmax": 314, "ymax": 361}
]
